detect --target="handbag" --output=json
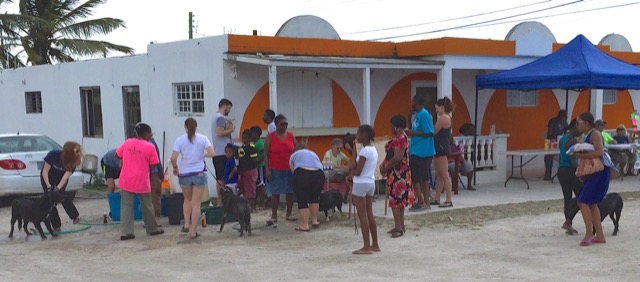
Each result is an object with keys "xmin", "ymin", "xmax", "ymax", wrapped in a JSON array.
[{"xmin": 575, "ymin": 157, "xmax": 604, "ymax": 177}]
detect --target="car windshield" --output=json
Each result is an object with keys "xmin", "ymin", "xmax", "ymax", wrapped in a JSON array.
[{"xmin": 0, "ymin": 135, "xmax": 62, "ymax": 154}]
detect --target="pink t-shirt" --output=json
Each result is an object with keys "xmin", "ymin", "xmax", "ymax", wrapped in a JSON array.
[{"xmin": 116, "ymin": 138, "xmax": 160, "ymax": 194}]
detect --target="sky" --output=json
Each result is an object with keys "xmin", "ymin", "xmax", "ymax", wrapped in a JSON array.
[{"xmin": 5, "ymin": 0, "xmax": 640, "ymax": 56}]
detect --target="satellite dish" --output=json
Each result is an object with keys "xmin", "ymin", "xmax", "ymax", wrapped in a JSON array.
[{"xmin": 275, "ymin": 15, "xmax": 340, "ymax": 40}]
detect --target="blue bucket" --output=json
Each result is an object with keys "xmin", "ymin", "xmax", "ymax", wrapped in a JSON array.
[{"xmin": 107, "ymin": 192, "xmax": 143, "ymax": 221}]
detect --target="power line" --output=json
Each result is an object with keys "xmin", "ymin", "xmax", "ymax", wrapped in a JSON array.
[
  {"xmin": 446, "ymin": 1, "xmax": 640, "ymax": 34},
  {"xmin": 341, "ymin": 0, "xmax": 552, "ymax": 35},
  {"xmin": 368, "ymin": 0, "xmax": 586, "ymax": 41}
]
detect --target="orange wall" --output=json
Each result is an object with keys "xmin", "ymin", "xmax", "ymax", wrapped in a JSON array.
[
  {"xmin": 332, "ymin": 81, "xmax": 360, "ymax": 128},
  {"xmin": 227, "ymin": 34, "xmax": 395, "ymax": 58},
  {"xmin": 228, "ymin": 35, "xmax": 640, "ymax": 65},
  {"xmin": 373, "ymin": 72, "xmax": 470, "ymax": 137},
  {"xmin": 240, "ymin": 82, "xmax": 270, "ymax": 133},
  {"xmin": 571, "ymin": 90, "xmax": 635, "ymax": 129},
  {"xmin": 482, "ymin": 89, "xmax": 559, "ymax": 150},
  {"xmin": 240, "ymin": 80, "xmax": 360, "ymax": 158},
  {"xmin": 397, "ymin": 37, "xmax": 515, "ymax": 57}
]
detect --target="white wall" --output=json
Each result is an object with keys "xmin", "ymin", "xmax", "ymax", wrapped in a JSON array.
[{"xmin": 0, "ymin": 35, "xmax": 230, "ymax": 196}]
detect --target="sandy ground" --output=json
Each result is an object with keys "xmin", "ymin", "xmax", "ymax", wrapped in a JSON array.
[{"xmin": 1, "ymin": 190, "xmax": 640, "ymax": 281}]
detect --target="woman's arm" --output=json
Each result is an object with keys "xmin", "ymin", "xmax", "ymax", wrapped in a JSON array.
[
  {"xmin": 56, "ymin": 171, "xmax": 73, "ymax": 190},
  {"xmin": 352, "ymin": 156, "xmax": 367, "ymax": 177},
  {"xmin": 434, "ymin": 115, "xmax": 444, "ymax": 135},
  {"xmin": 264, "ymin": 134, "xmax": 271, "ymax": 179},
  {"xmin": 578, "ymin": 133, "xmax": 605, "ymax": 159},
  {"xmin": 170, "ymin": 151, "xmax": 180, "ymax": 175},
  {"xmin": 41, "ymin": 163, "xmax": 52, "ymax": 188},
  {"xmin": 204, "ymin": 145, "xmax": 215, "ymax": 158},
  {"xmin": 381, "ymin": 148, "xmax": 404, "ymax": 174}
]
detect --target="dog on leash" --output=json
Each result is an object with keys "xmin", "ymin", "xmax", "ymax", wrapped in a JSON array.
[
  {"xmin": 218, "ymin": 187, "xmax": 251, "ymax": 237},
  {"xmin": 567, "ymin": 192, "xmax": 623, "ymax": 236},
  {"xmin": 595, "ymin": 193, "xmax": 623, "ymax": 236},
  {"xmin": 319, "ymin": 190, "xmax": 345, "ymax": 221},
  {"xmin": 9, "ymin": 190, "xmax": 66, "ymax": 239}
]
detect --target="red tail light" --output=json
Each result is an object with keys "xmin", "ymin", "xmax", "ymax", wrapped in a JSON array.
[{"xmin": 0, "ymin": 159, "xmax": 26, "ymax": 170}]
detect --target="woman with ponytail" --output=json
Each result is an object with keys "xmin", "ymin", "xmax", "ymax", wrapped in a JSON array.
[
  {"xmin": 432, "ymin": 97, "xmax": 454, "ymax": 208},
  {"xmin": 170, "ymin": 118, "xmax": 215, "ymax": 239}
]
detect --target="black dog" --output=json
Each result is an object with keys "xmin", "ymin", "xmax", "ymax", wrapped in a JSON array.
[
  {"xmin": 218, "ymin": 187, "xmax": 251, "ymax": 237},
  {"xmin": 9, "ymin": 190, "xmax": 66, "ymax": 239},
  {"xmin": 567, "ymin": 192, "xmax": 623, "ymax": 236},
  {"xmin": 319, "ymin": 190, "xmax": 345, "ymax": 221}
]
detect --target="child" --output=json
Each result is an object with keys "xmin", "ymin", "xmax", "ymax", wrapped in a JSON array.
[
  {"xmin": 250, "ymin": 126, "xmax": 266, "ymax": 209},
  {"xmin": 223, "ymin": 143, "xmax": 239, "ymax": 194},
  {"xmin": 350, "ymin": 124, "xmax": 380, "ymax": 255},
  {"xmin": 238, "ymin": 130, "xmax": 259, "ymax": 210}
]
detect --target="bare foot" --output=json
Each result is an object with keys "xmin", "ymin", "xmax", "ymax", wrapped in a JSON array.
[
  {"xmin": 352, "ymin": 248, "xmax": 372, "ymax": 255},
  {"xmin": 371, "ymin": 246, "xmax": 381, "ymax": 252}
]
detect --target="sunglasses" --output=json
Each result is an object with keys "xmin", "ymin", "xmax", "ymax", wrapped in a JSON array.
[{"xmin": 278, "ymin": 122, "xmax": 288, "ymax": 126}]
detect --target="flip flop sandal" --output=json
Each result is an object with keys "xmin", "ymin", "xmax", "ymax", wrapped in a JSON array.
[
  {"xmin": 120, "ymin": 234, "xmax": 135, "ymax": 241},
  {"xmin": 149, "ymin": 229, "xmax": 165, "ymax": 236},
  {"xmin": 181, "ymin": 226, "xmax": 189, "ymax": 233},
  {"xmin": 286, "ymin": 216, "xmax": 297, "ymax": 221},
  {"xmin": 190, "ymin": 232, "xmax": 200, "ymax": 239},
  {"xmin": 391, "ymin": 230, "xmax": 404, "ymax": 238},
  {"xmin": 311, "ymin": 223, "xmax": 320, "ymax": 229},
  {"xmin": 579, "ymin": 239, "xmax": 592, "ymax": 246},
  {"xmin": 352, "ymin": 249, "xmax": 372, "ymax": 255},
  {"xmin": 438, "ymin": 202, "xmax": 453, "ymax": 208},
  {"xmin": 429, "ymin": 200, "xmax": 440, "ymax": 206},
  {"xmin": 294, "ymin": 227, "xmax": 310, "ymax": 232}
]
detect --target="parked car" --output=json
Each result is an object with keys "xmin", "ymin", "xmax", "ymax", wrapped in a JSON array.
[{"xmin": 0, "ymin": 133, "xmax": 84, "ymax": 199}]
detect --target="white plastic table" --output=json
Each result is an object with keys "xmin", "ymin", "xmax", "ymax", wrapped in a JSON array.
[{"xmin": 505, "ymin": 149, "xmax": 559, "ymax": 189}]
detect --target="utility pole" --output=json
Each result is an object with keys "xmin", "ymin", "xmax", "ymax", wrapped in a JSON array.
[{"xmin": 188, "ymin": 12, "xmax": 193, "ymax": 39}]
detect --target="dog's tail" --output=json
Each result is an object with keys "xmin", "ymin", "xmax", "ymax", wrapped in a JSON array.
[{"xmin": 17, "ymin": 218, "xmax": 22, "ymax": 231}]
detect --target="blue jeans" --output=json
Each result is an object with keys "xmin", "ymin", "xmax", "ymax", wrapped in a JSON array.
[{"xmin": 269, "ymin": 169, "xmax": 293, "ymax": 195}]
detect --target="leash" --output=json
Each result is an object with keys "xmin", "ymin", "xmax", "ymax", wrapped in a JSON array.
[{"xmin": 230, "ymin": 220, "xmax": 278, "ymax": 231}]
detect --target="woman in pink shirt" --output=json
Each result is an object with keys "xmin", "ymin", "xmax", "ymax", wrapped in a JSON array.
[{"xmin": 116, "ymin": 123, "xmax": 165, "ymax": 240}]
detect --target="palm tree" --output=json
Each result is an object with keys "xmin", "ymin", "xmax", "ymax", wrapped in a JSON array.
[
  {"xmin": 18, "ymin": 0, "xmax": 133, "ymax": 65},
  {"xmin": 0, "ymin": 0, "xmax": 26, "ymax": 68}
]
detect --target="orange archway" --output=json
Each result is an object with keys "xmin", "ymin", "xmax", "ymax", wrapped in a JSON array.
[
  {"xmin": 373, "ymin": 72, "xmax": 470, "ymax": 137},
  {"xmin": 572, "ymin": 90, "xmax": 634, "ymax": 128},
  {"xmin": 482, "ymin": 89, "xmax": 559, "ymax": 150}
]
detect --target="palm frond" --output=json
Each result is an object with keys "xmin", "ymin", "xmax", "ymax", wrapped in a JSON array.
[
  {"xmin": 55, "ymin": 38, "xmax": 133, "ymax": 58},
  {"xmin": 57, "ymin": 17, "xmax": 125, "ymax": 39},
  {"xmin": 48, "ymin": 46, "xmax": 74, "ymax": 62},
  {"xmin": 58, "ymin": 0, "xmax": 106, "ymax": 26},
  {"xmin": 0, "ymin": 45, "xmax": 25, "ymax": 68}
]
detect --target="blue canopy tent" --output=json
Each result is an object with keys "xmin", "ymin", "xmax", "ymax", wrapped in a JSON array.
[{"xmin": 471, "ymin": 34, "xmax": 640, "ymax": 183}]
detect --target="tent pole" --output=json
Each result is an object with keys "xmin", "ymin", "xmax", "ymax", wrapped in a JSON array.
[
  {"xmin": 565, "ymin": 89, "xmax": 569, "ymax": 113},
  {"xmin": 588, "ymin": 89, "xmax": 592, "ymax": 112},
  {"xmin": 473, "ymin": 88, "xmax": 479, "ymax": 186}
]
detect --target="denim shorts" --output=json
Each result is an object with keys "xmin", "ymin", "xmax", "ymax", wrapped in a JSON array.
[
  {"xmin": 178, "ymin": 173, "xmax": 208, "ymax": 188},
  {"xmin": 352, "ymin": 182, "xmax": 375, "ymax": 197},
  {"xmin": 270, "ymin": 169, "xmax": 293, "ymax": 194}
]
